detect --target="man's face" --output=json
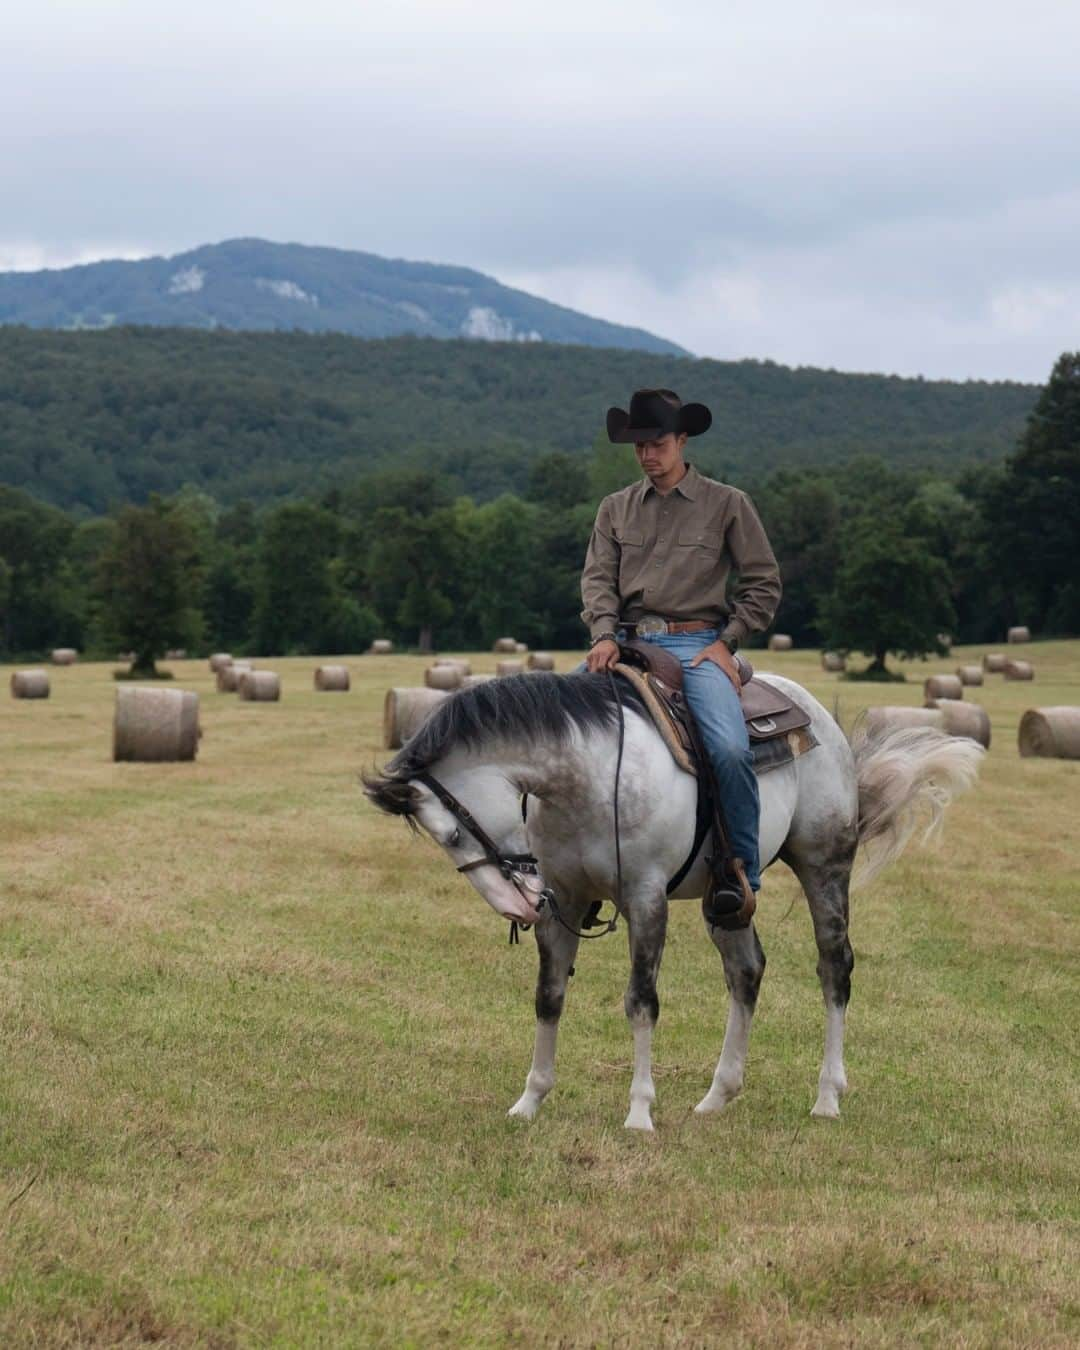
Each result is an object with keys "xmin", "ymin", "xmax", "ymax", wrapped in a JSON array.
[{"xmin": 635, "ymin": 432, "xmax": 687, "ymax": 479}]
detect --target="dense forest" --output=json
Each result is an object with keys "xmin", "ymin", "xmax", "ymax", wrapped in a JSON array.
[
  {"xmin": 0, "ymin": 327, "xmax": 1036, "ymax": 515},
  {"xmin": 2, "ymin": 353, "xmax": 1077, "ymax": 663}
]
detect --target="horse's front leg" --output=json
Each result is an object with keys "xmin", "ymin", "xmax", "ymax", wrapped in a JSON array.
[
  {"xmin": 507, "ymin": 903, "xmax": 583, "ymax": 1121},
  {"xmin": 624, "ymin": 895, "xmax": 668, "ymax": 1132}
]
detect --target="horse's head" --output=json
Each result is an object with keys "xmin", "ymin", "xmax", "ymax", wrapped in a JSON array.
[{"xmin": 363, "ymin": 761, "xmax": 546, "ymax": 926}]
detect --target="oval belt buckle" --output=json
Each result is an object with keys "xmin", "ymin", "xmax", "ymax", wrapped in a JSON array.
[{"xmin": 635, "ymin": 614, "xmax": 667, "ymax": 638}]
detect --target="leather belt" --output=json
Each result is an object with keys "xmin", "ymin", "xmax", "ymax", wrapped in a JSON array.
[{"xmin": 631, "ymin": 617, "xmax": 714, "ymax": 636}]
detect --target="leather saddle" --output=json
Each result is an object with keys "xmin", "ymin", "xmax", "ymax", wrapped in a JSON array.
[{"xmin": 613, "ymin": 638, "xmax": 816, "ymax": 778}]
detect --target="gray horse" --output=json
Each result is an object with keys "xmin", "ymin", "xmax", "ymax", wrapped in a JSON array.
[{"xmin": 365, "ymin": 671, "xmax": 982, "ymax": 1130}]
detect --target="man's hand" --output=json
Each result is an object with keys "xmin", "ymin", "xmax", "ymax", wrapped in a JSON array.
[
  {"xmin": 586, "ymin": 639, "xmax": 620, "ymax": 672},
  {"xmin": 689, "ymin": 639, "xmax": 742, "ymax": 693}
]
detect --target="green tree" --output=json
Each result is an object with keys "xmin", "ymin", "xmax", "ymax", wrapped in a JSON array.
[
  {"xmin": 526, "ymin": 451, "xmax": 589, "ymax": 510},
  {"xmin": 819, "ymin": 522, "xmax": 955, "ymax": 675},
  {"xmin": 366, "ymin": 505, "xmax": 465, "ymax": 651},
  {"xmin": 251, "ymin": 502, "xmax": 341, "ymax": 654},
  {"xmin": 96, "ymin": 496, "xmax": 204, "ymax": 675}
]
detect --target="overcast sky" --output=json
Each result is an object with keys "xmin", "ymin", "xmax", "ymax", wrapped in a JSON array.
[{"xmin": 3, "ymin": 0, "xmax": 1077, "ymax": 381}]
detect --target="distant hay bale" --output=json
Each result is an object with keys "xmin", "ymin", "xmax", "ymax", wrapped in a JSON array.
[
  {"xmin": 11, "ymin": 669, "xmax": 49, "ymax": 699},
  {"xmin": 822, "ymin": 651, "xmax": 846, "ymax": 672},
  {"xmin": 216, "ymin": 661, "xmax": 252, "ymax": 693},
  {"xmin": 493, "ymin": 637, "xmax": 517, "ymax": 653},
  {"xmin": 983, "ymin": 652, "xmax": 1006, "ymax": 673},
  {"xmin": 165, "ymin": 649, "xmax": 188, "ymax": 660},
  {"xmin": 924, "ymin": 674, "xmax": 963, "ymax": 701},
  {"xmin": 314, "ymin": 664, "xmax": 350, "ymax": 692},
  {"xmin": 924, "ymin": 697, "xmax": 991, "ymax": 748},
  {"xmin": 957, "ymin": 665, "xmax": 983, "ymax": 686},
  {"xmin": 767, "ymin": 634, "xmax": 793, "ymax": 651},
  {"xmin": 528, "ymin": 652, "xmax": 556, "ymax": 671},
  {"xmin": 1007, "ymin": 626, "xmax": 1031, "ymax": 644},
  {"xmin": 434, "ymin": 657, "xmax": 472, "ymax": 676},
  {"xmin": 937, "ymin": 632, "xmax": 952, "ymax": 652},
  {"xmin": 496, "ymin": 659, "xmax": 526, "ymax": 677},
  {"xmin": 209, "ymin": 653, "xmax": 233, "ymax": 672},
  {"xmin": 383, "ymin": 687, "xmax": 449, "ymax": 749},
  {"xmin": 864, "ymin": 706, "xmax": 945, "ymax": 735},
  {"xmin": 461, "ymin": 674, "xmax": 494, "ymax": 688},
  {"xmin": 514, "ymin": 642, "xmax": 529, "ymax": 654},
  {"xmin": 113, "ymin": 686, "xmax": 200, "ymax": 762},
  {"xmin": 1018, "ymin": 707, "xmax": 1080, "ymax": 759},
  {"xmin": 1004, "ymin": 659, "xmax": 1034, "ymax": 681},
  {"xmin": 425, "ymin": 664, "xmax": 463, "ymax": 691},
  {"xmin": 51, "ymin": 648, "xmax": 77, "ymax": 665},
  {"xmin": 370, "ymin": 639, "xmax": 394, "ymax": 654},
  {"xmin": 238, "ymin": 671, "xmax": 281, "ymax": 702}
]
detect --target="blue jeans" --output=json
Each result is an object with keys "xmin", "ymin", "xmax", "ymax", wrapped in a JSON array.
[{"xmin": 579, "ymin": 628, "xmax": 762, "ymax": 891}]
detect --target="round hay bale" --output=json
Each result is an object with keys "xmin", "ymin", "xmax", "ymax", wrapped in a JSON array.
[
  {"xmin": 1018, "ymin": 707, "xmax": 1080, "ymax": 759},
  {"xmin": 1007, "ymin": 626, "xmax": 1031, "ymax": 644},
  {"xmin": 496, "ymin": 659, "xmax": 526, "ymax": 677},
  {"xmin": 461, "ymin": 674, "xmax": 494, "ymax": 688},
  {"xmin": 113, "ymin": 686, "xmax": 200, "ymax": 762},
  {"xmin": 767, "ymin": 634, "xmax": 793, "ymax": 651},
  {"xmin": 1004, "ymin": 659, "xmax": 1034, "ymax": 681},
  {"xmin": 51, "ymin": 648, "xmax": 77, "ymax": 665},
  {"xmin": 493, "ymin": 637, "xmax": 517, "ymax": 653},
  {"xmin": 821, "ymin": 651, "xmax": 846, "ymax": 672},
  {"xmin": 514, "ymin": 641, "xmax": 529, "ymax": 654},
  {"xmin": 425, "ymin": 664, "xmax": 463, "ymax": 691},
  {"xmin": 434, "ymin": 657, "xmax": 472, "ymax": 676},
  {"xmin": 11, "ymin": 669, "xmax": 49, "ymax": 699},
  {"xmin": 937, "ymin": 632, "xmax": 952, "ymax": 652},
  {"xmin": 314, "ymin": 664, "xmax": 350, "ymax": 692},
  {"xmin": 209, "ymin": 652, "xmax": 233, "ymax": 672},
  {"xmin": 923, "ymin": 697, "xmax": 991, "ymax": 748},
  {"xmin": 983, "ymin": 652, "xmax": 1006, "ymax": 673},
  {"xmin": 216, "ymin": 661, "xmax": 252, "ymax": 693},
  {"xmin": 957, "ymin": 665, "xmax": 983, "ymax": 686},
  {"xmin": 370, "ymin": 639, "xmax": 394, "ymax": 655},
  {"xmin": 238, "ymin": 671, "xmax": 281, "ymax": 702},
  {"xmin": 864, "ymin": 706, "xmax": 945, "ymax": 736},
  {"xmin": 165, "ymin": 648, "xmax": 188, "ymax": 660},
  {"xmin": 924, "ymin": 674, "xmax": 963, "ymax": 701},
  {"xmin": 528, "ymin": 652, "xmax": 556, "ymax": 671},
  {"xmin": 383, "ymin": 687, "xmax": 449, "ymax": 749}
]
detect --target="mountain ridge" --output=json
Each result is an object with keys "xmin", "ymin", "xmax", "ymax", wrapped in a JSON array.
[{"xmin": 0, "ymin": 237, "xmax": 687, "ymax": 355}]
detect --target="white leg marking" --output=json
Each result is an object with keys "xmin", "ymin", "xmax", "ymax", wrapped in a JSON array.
[
  {"xmin": 811, "ymin": 1004, "xmax": 848, "ymax": 1119},
  {"xmin": 695, "ymin": 1001, "xmax": 753, "ymax": 1114},
  {"xmin": 508, "ymin": 1020, "xmax": 558, "ymax": 1121},
  {"xmin": 624, "ymin": 1018, "xmax": 656, "ymax": 1131}
]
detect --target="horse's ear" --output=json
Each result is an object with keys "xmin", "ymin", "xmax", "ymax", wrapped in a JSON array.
[{"xmin": 362, "ymin": 771, "xmax": 421, "ymax": 818}]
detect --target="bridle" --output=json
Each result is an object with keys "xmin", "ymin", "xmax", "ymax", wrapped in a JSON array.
[{"xmin": 410, "ymin": 670, "xmax": 627, "ymax": 945}]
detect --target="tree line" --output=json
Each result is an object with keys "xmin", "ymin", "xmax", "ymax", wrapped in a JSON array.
[{"xmin": 1, "ymin": 354, "xmax": 1076, "ymax": 672}]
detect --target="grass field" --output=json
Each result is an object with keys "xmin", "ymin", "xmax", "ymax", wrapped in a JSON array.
[{"xmin": 2, "ymin": 643, "xmax": 1078, "ymax": 1347}]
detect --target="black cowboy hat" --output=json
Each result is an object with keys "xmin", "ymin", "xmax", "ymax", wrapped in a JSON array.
[{"xmin": 606, "ymin": 388, "xmax": 712, "ymax": 444}]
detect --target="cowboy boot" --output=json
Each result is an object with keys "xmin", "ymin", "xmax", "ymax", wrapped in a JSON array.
[{"xmin": 702, "ymin": 855, "xmax": 757, "ymax": 931}]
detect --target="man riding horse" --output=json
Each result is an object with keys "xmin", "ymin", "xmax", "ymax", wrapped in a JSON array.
[{"xmin": 581, "ymin": 387, "xmax": 782, "ymax": 926}]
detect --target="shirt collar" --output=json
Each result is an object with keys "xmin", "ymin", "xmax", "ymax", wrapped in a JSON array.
[{"xmin": 640, "ymin": 462, "xmax": 699, "ymax": 502}]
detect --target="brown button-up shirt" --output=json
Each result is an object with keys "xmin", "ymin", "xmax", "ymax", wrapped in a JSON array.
[{"xmin": 580, "ymin": 463, "xmax": 782, "ymax": 643}]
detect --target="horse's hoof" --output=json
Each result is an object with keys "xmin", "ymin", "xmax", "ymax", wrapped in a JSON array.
[
  {"xmin": 624, "ymin": 1111, "xmax": 655, "ymax": 1132},
  {"xmin": 810, "ymin": 1096, "xmax": 841, "ymax": 1119},
  {"xmin": 694, "ymin": 1083, "xmax": 741, "ymax": 1114},
  {"xmin": 507, "ymin": 1097, "xmax": 539, "ymax": 1121}
]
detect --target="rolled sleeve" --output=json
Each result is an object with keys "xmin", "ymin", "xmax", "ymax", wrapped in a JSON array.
[
  {"xmin": 721, "ymin": 490, "xmax": 782, "ymax": 641},
  {"xmin": 580, "ymin": 499, "xmax": 622, "ymax": 641}
]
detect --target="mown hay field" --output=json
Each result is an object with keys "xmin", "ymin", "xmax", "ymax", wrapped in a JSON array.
[{"xmin": 2, "ymin": 643, "xmax": 1078, "ymax": 1347}]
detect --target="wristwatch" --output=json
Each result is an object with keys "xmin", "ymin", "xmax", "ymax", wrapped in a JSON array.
[{"xmin": 720, "ymin": 633, "xmax": 739, "ymax": 655}]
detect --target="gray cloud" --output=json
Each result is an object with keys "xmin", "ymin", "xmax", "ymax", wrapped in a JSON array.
[{"xmin": 2, "ymin": 0, "xmax": 1077, "ymax": 379}]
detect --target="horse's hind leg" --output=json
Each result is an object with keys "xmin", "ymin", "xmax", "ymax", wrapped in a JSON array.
[
  {"xmin": 507, "ymin": 905, "xmax": 583, "ymax": 1121},
  {"xmin": 695, "ymin": 923, "xmax": 766, "ymax": 1114},
  {"xmin": 785, "ymin": 846, "xmax": 856, "ymax": 1119}
]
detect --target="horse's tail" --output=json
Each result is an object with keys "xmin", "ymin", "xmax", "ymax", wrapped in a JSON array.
[{"xmin": 848, "ymin": 720, "xmax": 984, "ymax": 889}]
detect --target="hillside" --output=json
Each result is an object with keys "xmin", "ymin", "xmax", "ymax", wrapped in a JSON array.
[
  {"xmin": 0, "ymin": 326, "xmax": 1036, "ymax": 513},
  {"xmin": 0, "ymin": 238, "xmax": 685, "ymax": 356}
]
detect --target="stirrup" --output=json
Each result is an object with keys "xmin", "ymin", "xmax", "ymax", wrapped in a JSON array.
[{"xmin": 703, "ymin": 857, "xmax": 756, "ymax": 931}]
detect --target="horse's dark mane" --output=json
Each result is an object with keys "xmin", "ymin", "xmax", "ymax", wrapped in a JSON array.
[{"xmin": 364, "ymin": 671, "xmax": 643, "ymax": 815}]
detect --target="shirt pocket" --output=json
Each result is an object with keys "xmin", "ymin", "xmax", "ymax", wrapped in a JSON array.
[
  {"xmin": 676, "ymin": 528, "xmax": 724, "ymax": 578},
  {"xmin": 616, "ymin": 529, "xmax": 645, "ymax": 589}
]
